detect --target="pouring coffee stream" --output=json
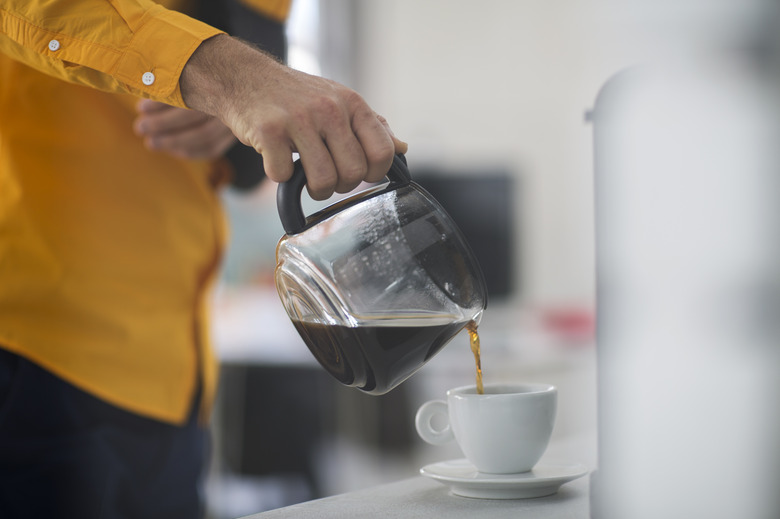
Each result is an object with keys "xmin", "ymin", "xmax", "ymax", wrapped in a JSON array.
[
  {"xmin": 467, "ymin": 321, "xmax": 484, "ymax": 395},
  {"xmin": 274, "ymin": 154, "xmax": 488, "ymax": 395}
]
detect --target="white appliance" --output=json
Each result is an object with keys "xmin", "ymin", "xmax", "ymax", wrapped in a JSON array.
[{"xmin": 590, "ymin": 2, "xmax": 780, "ymax": 517}]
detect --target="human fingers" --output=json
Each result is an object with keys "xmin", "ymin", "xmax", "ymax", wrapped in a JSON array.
[
  {"xmin": 294, "ymin": 132, "xmax": 339, "ymax": 200},
  {"xmin": 246, "ymin": 104, "xmax": 340, "ymax": 198},
  {"xmin": 136, "ymin": 99, "xmax": 171, "ymax": 114},
  {"xmin": 144, "ymin": 118, "xmax": 237, "ymax": 160},
  {"xmin": 351, "ymin": 109, "xmax": 401, "ymax": 184},
  {"xmin": 243, "ymin": 107, "xmax": 297, "ymax": 185},
  {"xmin": 134, "ymin": 104, "xmax": 209, "ymax": 137},
  {"xmin": 377, "ymin": 114, "xmax": 409, "ymax": 155},
  {"xmin": 321, "ymin": 108, "xmax": 368, "ymax": 194}
]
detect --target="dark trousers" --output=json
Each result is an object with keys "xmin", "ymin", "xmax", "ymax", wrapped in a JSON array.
[{"xmin": 0, "ymin": 348, "xmax": 210, "ymax": 519}]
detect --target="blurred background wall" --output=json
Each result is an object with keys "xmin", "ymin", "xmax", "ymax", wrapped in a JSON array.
[{"xmin": 345, "ymin": 0, "xmax": 612, "ymax": 308}]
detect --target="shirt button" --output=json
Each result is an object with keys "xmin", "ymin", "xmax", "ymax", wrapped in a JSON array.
[
  {"xmin": 48, "ymin": 39, "xmax": 61, "ymax": 52},
  {"xmin": 142, "ymin": 72, "xmax": 155, "ymax": 86}
]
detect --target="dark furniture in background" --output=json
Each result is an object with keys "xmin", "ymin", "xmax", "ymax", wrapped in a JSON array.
[{"xmin": 414, "ymin": 170, "xmax": 516, "ymax": 301}]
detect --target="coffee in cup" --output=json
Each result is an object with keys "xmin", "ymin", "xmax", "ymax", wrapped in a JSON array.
[{"xmin": 415, "ymin": 383, "xmax": 557, "ymax": 474}]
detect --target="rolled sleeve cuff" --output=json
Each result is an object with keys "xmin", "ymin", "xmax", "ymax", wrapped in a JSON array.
[{"xmin": 114, "ymin": 6, "xmax": 223, "ymax": 107}]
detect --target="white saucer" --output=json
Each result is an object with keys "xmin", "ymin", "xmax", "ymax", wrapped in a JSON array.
[{"xmin": 420, "ymin": 459, "xmax": 588, "ymax": 499}]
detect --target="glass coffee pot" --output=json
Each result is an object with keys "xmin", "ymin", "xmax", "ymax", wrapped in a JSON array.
[{"xmin": 275, "ymin": 155, "xmax": 487, "ymax": 394}]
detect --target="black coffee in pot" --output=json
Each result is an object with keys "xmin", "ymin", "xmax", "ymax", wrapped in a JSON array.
[{"xmin": 291, "ymin": 318, "xmax": 468, "ymax": 395}]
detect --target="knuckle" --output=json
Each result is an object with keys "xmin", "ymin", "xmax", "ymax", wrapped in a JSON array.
[
  {"xmin": 263, "ymin": 160, "xmax": 293, "ymax": 183},
  {"xmin": 366, "ymin": 141, "xmax": 395, "ymax": 169},
  {"xmin": 256, "ymin": 118, "xmax": 286, "ymax": 141},
  {"xmin": 369, "ymin": 141, "xmax": 395, "ymax": 163},
  {"xmin": 341, "ymin": 163, "xmax": 368, "ymax": 184},
  {"xmin": 313, "ymin": 95, "xmax": 342, "ymax": 121},
  {"xmin": 344, "ymin": 89, "xmax": 366, "ymax": 109},
  {"xmin": 141, "ymin": 118, "xmax": 162, "ymax": 135}
]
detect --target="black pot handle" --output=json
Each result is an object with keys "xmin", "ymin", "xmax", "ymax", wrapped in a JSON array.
[{"xmin": 277, "ymin": 154, "xmax": 411, "ymax": 235}]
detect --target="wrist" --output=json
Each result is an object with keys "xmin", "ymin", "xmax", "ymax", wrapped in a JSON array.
[{"xmin": 180, "ymin": 34, "xmax": 276, "ymax": 121}]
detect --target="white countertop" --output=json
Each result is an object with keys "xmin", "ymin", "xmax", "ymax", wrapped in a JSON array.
[{"xmin": 241, "ymin": 473, "xmax": 590, "ymax": 519}]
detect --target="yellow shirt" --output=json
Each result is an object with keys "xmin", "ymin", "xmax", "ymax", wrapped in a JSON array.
[{"xmin": 0, "ymin": 0, "xmax": 289, "ymax": 425}]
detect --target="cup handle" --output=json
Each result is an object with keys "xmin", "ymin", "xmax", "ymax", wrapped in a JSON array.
[{"xmin": 415, "ymin": 400, "xmax": 453, "ymax": 445}]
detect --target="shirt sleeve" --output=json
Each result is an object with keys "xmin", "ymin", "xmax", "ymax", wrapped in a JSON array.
[{"xmin": 0, "ymin": 0, "xmax": 224, "ymax": 107}]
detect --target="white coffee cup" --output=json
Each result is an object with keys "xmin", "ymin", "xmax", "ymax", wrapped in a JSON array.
[{"xmin": 415, "ymin": 382, "xmax": 557, "ymax": 474}]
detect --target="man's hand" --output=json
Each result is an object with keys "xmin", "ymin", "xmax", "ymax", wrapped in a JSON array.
[
  {"xmin": 180, "ymin": 34, "xmax": 408, "ymax": 200},
  {"xmin": 133, "ymin": 99, "xmax": 237, "ymax": 160}
]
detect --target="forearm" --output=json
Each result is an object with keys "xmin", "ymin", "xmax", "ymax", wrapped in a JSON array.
[{"xmin": 180, "ymin": 35, "xmax": 274, "ymax": 122}]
